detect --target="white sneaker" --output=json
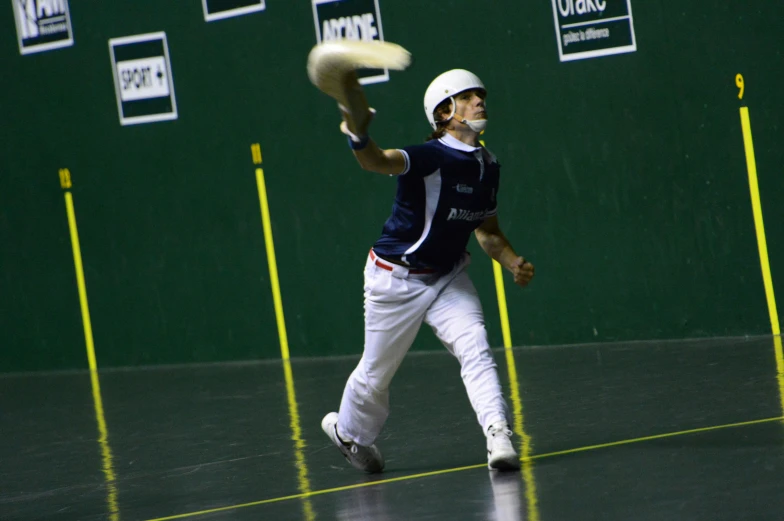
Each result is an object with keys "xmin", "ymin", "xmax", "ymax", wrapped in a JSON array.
[
  {"xmin": 487, "ymin": 421, "xmax": 520, "ymax": 471},
  {"xmin": 321, "ymin": 412, "xmax": 385, "ymax": 473}
]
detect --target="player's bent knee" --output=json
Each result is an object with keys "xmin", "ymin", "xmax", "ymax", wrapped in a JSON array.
[
  {"xmin": 453, "ymin": 327, "xmax": 492, "ymax": 358},
  {"xmin": 365, "ymin": 372, "xmax": 394, "ymax": 396}
]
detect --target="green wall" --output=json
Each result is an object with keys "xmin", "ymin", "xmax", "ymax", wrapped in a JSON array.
[{"xmin": 1, "ymin": 1, "xmax": 782, "ymax": 371}]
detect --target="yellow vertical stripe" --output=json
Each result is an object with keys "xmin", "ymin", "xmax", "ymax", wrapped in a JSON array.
[
  {"xmin": 481, "ymin": 137, "xmax": 513, "ymax": 348},
  {"xmin": 90, "ymin": 370, "xmax": 121, "ymax": 520},
  {"xmin": 774, "ymin": 336, "xmax": 784, "ymax": 417},
  {"xmin": 492, "ymin": 260, "xmax": 513, "ymax": 348},
  {"xmin": 740, "ymin": 108, "xmax": 780, "ymax": 335},
  {"xmin": 483, "ymin": 135, "xmax": 537, "ymax": 517},
  {"xmin": 282, "ymin": 361, "xmax": 315, "ymax": 520},
  {"xmin": 504, "ymin": 347, "xmax": 540, "ymax": 521},
  {"xmin": 495, "ymin": 250, "xmax": 539, "ymax": 518},
  {"xmin": 64, "ymin": 192, "xmax": 97, "ymax": 371},
  {"xmin": 255, "ymin": 168, "xmax": 290, "ymax": 360},
  {"xmin": 65, "ymin": 190, "xmax": 119, "ymax": 518},
  {"xmin": 504, "ymin": 350, "xmax": 524, "ymax": 440},
  {"xmin": 495, "ymin": 257, "xmax": 539, "ymax": 517}
]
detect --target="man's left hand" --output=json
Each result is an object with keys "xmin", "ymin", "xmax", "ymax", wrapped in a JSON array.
[{"xmin": 510, "ymin": 257, "xmax": 535, "ymax": 288}]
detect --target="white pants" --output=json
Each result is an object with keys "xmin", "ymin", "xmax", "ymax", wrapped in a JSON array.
[{"xmin": 337, "ymin": 250, "xmax": 509, "ymax": 446}]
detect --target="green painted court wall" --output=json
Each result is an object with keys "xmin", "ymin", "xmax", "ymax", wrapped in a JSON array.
[{"xmin": 1, "ymin": 1, "xmax": 782, "ymax": 371}]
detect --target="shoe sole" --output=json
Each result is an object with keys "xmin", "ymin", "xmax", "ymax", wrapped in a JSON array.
[
  {"xmin": 488, "ymin": 455, "xmax": 521, "ymax": 471},
  {"xmin": 322, "ymin": 412, "xmax": 385, "ymax": 474}
]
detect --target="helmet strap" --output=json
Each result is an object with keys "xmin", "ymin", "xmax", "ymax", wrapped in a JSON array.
[{"xmin": 440, "ymin": 96, "xmax": 457, "ymax": 125}]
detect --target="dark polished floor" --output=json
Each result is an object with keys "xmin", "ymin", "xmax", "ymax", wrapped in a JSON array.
[{"xmin": 1, "ymin": 336, "xmax": 783, "ymax": 521}]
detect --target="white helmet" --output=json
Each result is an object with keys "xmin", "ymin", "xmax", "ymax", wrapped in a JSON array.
[{"xmin": 423, "ymin": 69, "xmax": 486, "ymax": 130}]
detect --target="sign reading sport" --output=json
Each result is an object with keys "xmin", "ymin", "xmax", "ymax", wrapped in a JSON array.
[
  {"xmin": 551, "ymin": 0, "xmax": 636, "ymax": 62},
  {"xmin": 109, "ymin": 32, "xmax": 178, "ymax": 126}
]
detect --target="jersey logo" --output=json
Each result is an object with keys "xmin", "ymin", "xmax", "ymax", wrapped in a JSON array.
[
  {"xmin": 454, "ymin": 183, "xmax": 473, "ymax": 194},
  {"xmin": 447, "ymin": 208, "xmax": 487, "ymax": 222}
]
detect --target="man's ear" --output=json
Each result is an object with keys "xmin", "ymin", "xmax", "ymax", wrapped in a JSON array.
[{"xmin": 438, "ymin": 104, "xmax": 453, "ymax": 122}]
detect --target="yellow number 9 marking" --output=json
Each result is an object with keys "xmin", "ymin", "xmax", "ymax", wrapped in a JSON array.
[{"xmin": 736, "ymin": 74, "xmax": 745, "ymax": 100}]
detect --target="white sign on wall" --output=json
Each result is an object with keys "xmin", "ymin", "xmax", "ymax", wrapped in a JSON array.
[
  {"xmin": 109, "ymin": 33, "xmax": 178, "ymax": 126},
  {"xmin": 202, "ymin": 0, "xmax": 266, "ymax": 22},
  {"xmin": 312, "ymin": 0, "xmax": 389, "ymax": 85},
  {"xmin": 12, "ymin": 0, "xmax": 74, "ymax": 55},
  {"xmin": 551, "ymin": 0, "xmax": 637, "ymax": 62}
]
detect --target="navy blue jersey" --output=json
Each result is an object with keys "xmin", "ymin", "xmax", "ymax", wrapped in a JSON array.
[{"xmin": 372, "ymin": 133, "xmax": 500, "ymax": 272}]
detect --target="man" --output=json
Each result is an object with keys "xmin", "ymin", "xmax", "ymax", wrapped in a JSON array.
[{"xmin": 322, "ymin": 69, "xmax": 535, "ymax": 473}]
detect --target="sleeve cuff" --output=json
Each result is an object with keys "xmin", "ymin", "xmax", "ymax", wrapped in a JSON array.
[{"xmin": 398, "ymin": 149, "xmax": 410, "ymax": 175}]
